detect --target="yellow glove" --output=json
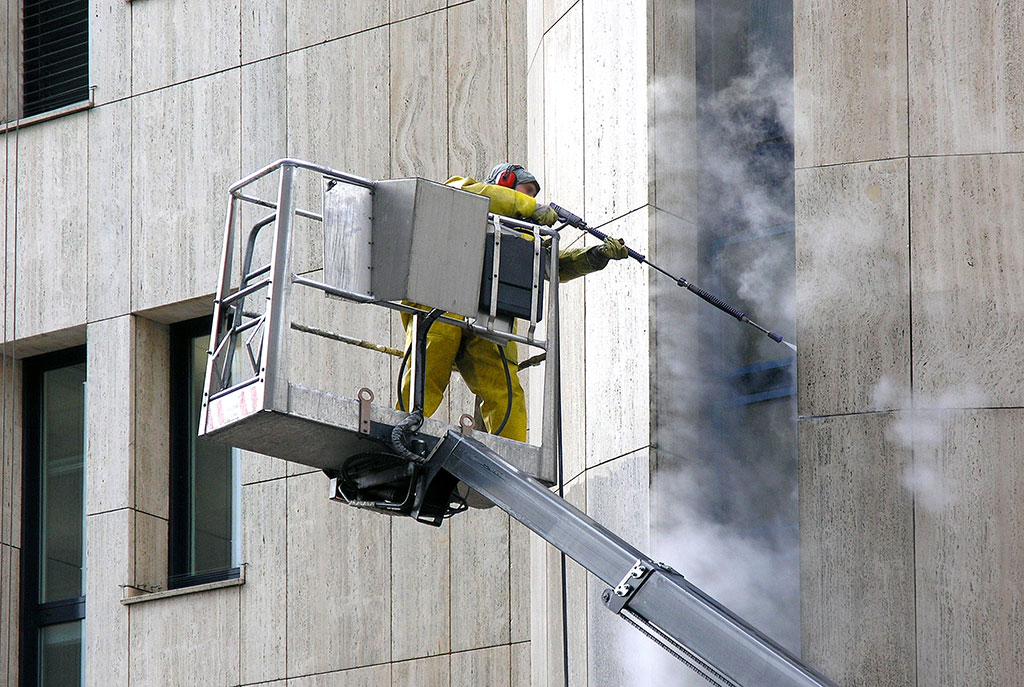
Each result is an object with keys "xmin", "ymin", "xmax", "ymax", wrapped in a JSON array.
[
  {"xmin": 596, "ymin": 236, "xmax": 628, "ymax": 260},
  {"xmin": 530, "ymin": 204, "xmax": 558, "ymax": 226}
]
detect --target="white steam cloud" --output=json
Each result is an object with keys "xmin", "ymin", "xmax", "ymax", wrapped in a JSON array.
[
  {"xmin": 874, "ymin": 376, "xmax": 986, "ymax": 513},
  {"xmin": 633, "ymin": 31, "xmax": 802, "ymax": 686}
]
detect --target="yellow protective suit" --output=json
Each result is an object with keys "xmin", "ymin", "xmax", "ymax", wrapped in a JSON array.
[{"xmin": 398, "ymin": 176, "xmax": 612, "ymax": 442}]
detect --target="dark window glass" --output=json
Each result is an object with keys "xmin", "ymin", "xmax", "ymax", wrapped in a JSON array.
[
  {"xmin": 38, "ymin": 364, "xmax": 86, "ymax": 603},
  {"xmin": 39, "ymin": 621, "xmax": 82, "ymax": 687},
  {"xmin": 22, "ymin": 346, "xmax": 87, "ymax": 687},
  {"xmin": 692, "ymin": 0, "xmax": 798, "ymax": 652},
  {"xmin": 22, "ymin": 0, "xmax": 90, "ymax": 118},
  {"xmin": 168, "ymin": 317, "xmax": 240, "ymax": 589}
]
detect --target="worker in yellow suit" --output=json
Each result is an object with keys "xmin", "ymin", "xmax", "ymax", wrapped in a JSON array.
[{"xmin": 398, "ymin": 163, "xmax": 628, "ymax": 442}]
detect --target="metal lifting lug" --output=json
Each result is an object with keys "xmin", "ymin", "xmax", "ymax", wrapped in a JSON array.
[
  {"xmin": 604, "ymin": 559, "xmax": 654, "ymax": 614},
  {"xmin": 357, "ymin": 388, "xmax": 374, "ymax": 435}
]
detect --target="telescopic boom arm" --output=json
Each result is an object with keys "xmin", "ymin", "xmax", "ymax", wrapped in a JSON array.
[
  {"xmin": 426, "ymin": 431, "xmax": 836, "ymax": 687},
  {"xmin": 549, "ymin": 202, "xmax": 797, "ymax": 351}
]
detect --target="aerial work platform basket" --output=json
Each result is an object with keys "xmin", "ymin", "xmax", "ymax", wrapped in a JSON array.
[{"xmin": 198, "ymin": 159, "xmax": 561, "ymax": 499}]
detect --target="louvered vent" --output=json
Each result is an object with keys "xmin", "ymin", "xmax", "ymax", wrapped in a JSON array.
[{"xmin": 22, "ymin": 0, "xmax": 89, "ymax": 118}]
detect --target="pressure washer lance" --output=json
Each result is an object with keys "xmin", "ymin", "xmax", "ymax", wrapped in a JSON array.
[{"xmin": 549, "ymin": 203, "xmax": 797, "ymax": 352}]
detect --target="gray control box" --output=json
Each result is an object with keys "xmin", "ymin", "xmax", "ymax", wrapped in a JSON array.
[{"xmin": 324, "ymin": 177, "xmax": 490, "ymax": 317}]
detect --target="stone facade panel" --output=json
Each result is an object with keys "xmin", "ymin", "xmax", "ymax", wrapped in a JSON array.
[
  {"xmin": 131, "ymin": 0, "xmax": 241, "ymax": 93},
  {"xmin": 286, "ymin": 472, "xmax": 391, "ymax": 675},
  {"xmin": 794, "ymin": 0, "xmax": 908, "ymax": 166},
  {"xmin": 14, "ymin": 115, "xmax": 88, "ymax": 339},
  {"xmin": 914, "ymin": 408, "xmax": 1024, "ymax": 686},
  {"xmin": 90, "ymin": 0, "xmax": 131, "ymax": 106},
  {"xmin": 87, "ymin": 101, "xmax": 132, "ymax": 321},
  {"xmin": 450, "ymin": 506, "xmax": 511, "ymax": 652},
  {"xmin": 391, "ymin": 517, "xmax": 450, "ymax": 661},
  {"xmin": 0, "ymin": 545, "xmax": 19, "ymax": 687},
  {"xmin": 288, "ymin": 29, "xmax": 390, "ymax": 181},
  {"xmin": 133, "ymin": 510, "xmax": 167, "ymax": 593},
  {"xmin": 392, "ymin": 654, "xmax": 448, "ymax": 687},
  {"xmin": 541, "ymin": 5, "xmax": 583, "ymax": 212},
  {"xmin": 798, "ymin": 413, "xmax": 916, "ymax": 687},
  {"xmin": 133, "ymin": 316, "xmax": 170, "ymax": 520},
  {"xmin": 583, "ymin": 0, "xmax": 650, "ymax": 224},
  {"xmin": 286, "ymin": 0, "xmax": 388, "ymax": 52},
  {"xmin": 390, "ymin": 12, "xmax": 449, "ymax": 179},
  {"xmin": 910, "ymin": 0, "xmax": 1024, "ymax": 156},
  {"xmin": 910, "ymin": 154, "xmax": 1024, "ymax": 408},
  {"xmin": 583, "ymin": 213, "xmax": 650, "ymax": 468},
  {"xmin": 85, "ymin": 316, "xmax": 134, "ymax": 515},
  {"xmin": 127, "ymin": 587, "xmax": 241, "ymax": 687},
  {"xmin": 391, "ymin": 0, "xmax": 445, "ymax": 23},
  {"xmin": 242, "ymin": 0, "xmax": 286, "ymax": 62},
  {"xmin": 131, "ymin": 71, "xmax": 241, "ymax": 312},
  {"xmin": 448, "ymin": 0, "xmax": 508, "ymax": 177},
  {"xmin": 84, "ymin": 509, "xmax": 132, "ymax": 687},
  {"xmin": 240, "ymin": 479, "xmax": 287, "ymax": 684},
  {"xmin": 451, "ymin": 644, "xmax": 511, "ymax": 687},
  {"xmin": 0, "ymin": 358, "xmax": 20, "ymax": 547},
  {"xmin": 509, "ymin": 519, "xmax": 531, "ymax": 643},
  {"xmin": 795, "ymin": 159, "xmax": 911, "ymax": 417}
]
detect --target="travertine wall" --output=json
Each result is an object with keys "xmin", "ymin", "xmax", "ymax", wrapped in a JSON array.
[
  {"xmin": 1, "ymin": 2, "xmax": 534, "ymax": 686},
  {"xmin": 795, "ymin": 2, "xmax": 1024, "ymax": 686}
]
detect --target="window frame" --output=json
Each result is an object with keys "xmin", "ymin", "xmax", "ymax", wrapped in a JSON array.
[
  {"xmin": 20, "ymin": 345, "xmax": 87, "ymax": 687},
  {"xmin": 167, "ymin": 316, "xmax": 241, "ymax": 590},
  {"xmin": 3, "ymin": 0, "xmax": 92, "ymax": 128},
  {"xmin": 21, "ymin": 0, "xmax": 90, "ymax": 118}
]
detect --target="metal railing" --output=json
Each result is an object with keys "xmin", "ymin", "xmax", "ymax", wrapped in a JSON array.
[{"xmin": 199, "ymin": 158, "xmax": 559, "ymax": 440}]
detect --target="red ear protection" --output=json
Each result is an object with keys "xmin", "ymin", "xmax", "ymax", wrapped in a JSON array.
[{"xmin": 496, "ymin": 168, "xmax": 518, "ymax": 188}]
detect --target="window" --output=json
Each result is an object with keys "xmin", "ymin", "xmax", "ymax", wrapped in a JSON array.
[
  {"xmin": 692, "ymin": 0, "xmax": 799, "ymax": 650},
  {"xmin": 168, "ymin": 316, "xmax": 240, "ymax": 589},
  {"xmin": 5, "ymin": 0, "xmax": 90, "ymax": 123},
  {"xmin": 21, "ymin": 346, "xmax": 87, "ymax": 687},
  {"xmin": 694, "ymin": 0, "xmax": 796, "ymax": 493}
]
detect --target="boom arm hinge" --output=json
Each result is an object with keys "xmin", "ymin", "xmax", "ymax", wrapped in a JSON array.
[{"xmin": 604, "ymin": 559, "xmax": 655, "ymax": 613}]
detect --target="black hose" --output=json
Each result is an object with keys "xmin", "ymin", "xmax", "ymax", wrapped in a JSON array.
[
  {"xmin": 390, "ymin": 409, "xmax": 425, "ymax": 463},
  {"xmin": 396, "ymin": 343, "xmax": 412, "ymax": 412},
  {"xmin": 394, "ymin": 309, "xmax": 445, "ymax": 462},
  {"xmin": 494, "ymin": 344, "xmax": 514, "ymax": 436},
  {"xmin": 399, "ymin": 332, "xmax": 513, "ymax": 437}
]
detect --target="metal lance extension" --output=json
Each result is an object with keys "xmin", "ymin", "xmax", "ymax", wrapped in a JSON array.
[{"xmin": 549, "ymin": 203, "xmax": 797, "ymax": 352}]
